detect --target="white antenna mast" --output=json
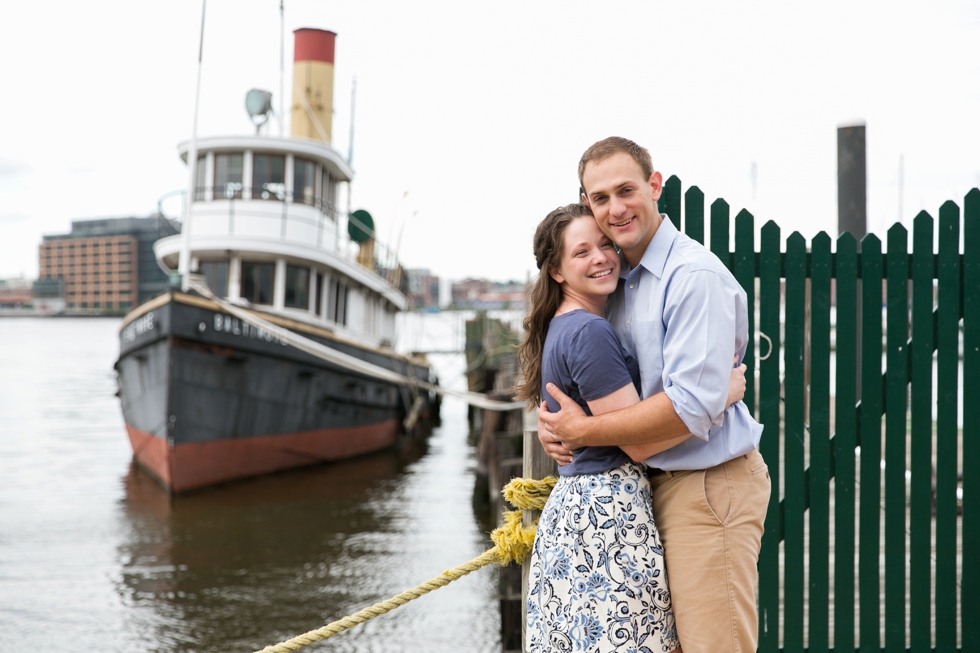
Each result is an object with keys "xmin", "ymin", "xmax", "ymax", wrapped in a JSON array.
[
  {"xmin": 279, "ymin": 0, "xmax": 285, "ymax": 137},
  {"xmin": 178, "ymin": 0, "xmax": 207, "ymax": 291},
  {"xmin": 348, "ymin": 77, "xmax": 357, "ymax": 166},
  {"xmin": 346, "ymin": 77, "xmax": 356, "ymax": 219},
  {"xmin": 898, "ymin": 154, "xmax": 904, "ymax": 225}
]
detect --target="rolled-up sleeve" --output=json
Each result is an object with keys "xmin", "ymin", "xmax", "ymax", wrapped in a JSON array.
[{"xmin": 661, "ymin": 269, "xmax": 738, "ymax": 440}]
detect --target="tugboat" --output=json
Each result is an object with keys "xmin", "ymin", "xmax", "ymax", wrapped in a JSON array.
[{"xmin": 115, "ymin": 28, "xmax": 437, "ymax": 493}]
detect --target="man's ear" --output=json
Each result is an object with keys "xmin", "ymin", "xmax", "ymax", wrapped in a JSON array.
[
  {"xmin": 648, "ymin": 170, "xmax": 663, "ymax": 201},
  {"xmin": 548, "ymin": 265, "xmax": 564, "ymax": 284},
  {"xmin": 581, "ymin": 191, "xmax": 590, "ymax": 206}
]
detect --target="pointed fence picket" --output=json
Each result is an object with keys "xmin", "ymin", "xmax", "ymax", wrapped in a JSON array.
[{"xmin": 656, "ymin": 177, "xmax": 978, "ymax": 653}]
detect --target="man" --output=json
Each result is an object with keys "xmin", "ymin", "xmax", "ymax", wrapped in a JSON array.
[{"xmin": 538, "ymin": 136, "xmax": 770, "ymax": 653}]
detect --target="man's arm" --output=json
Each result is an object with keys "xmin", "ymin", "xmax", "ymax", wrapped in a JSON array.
[
  {"xmin": 537, "ymin": 358, "xmax": 746, "ymax": 459},
  {"xmin": 588, "ymin": 383, "xmax": 692, "ymax": 462},
  {"xmin": 620, "ymin": 432, "xmax": 693, "ymax": 462},
  {"xmin": 539, "ymin": 384, "xmax": 688, "ymax": 451},
  {"xmin": 537, "ymin": 407, "xmax": 575, "ymax": 465}
]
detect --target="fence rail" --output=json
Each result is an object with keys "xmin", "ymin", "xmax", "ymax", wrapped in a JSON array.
[{"xmin": 658, "ymin": 176, "xmax": 978, "ymax": 653}]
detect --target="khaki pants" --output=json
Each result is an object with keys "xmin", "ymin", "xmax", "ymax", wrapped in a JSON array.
[{"xmin": 649, "ymin": 448, "xmax": 770, "ymax": 653}]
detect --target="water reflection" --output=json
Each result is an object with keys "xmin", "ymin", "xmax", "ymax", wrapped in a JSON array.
[
  {"xmin": 116, "ymin": 441, "xmax": 425, "ymax": 651},
  {"xmin": 115, "ymin": 395, "xmax": 499, "ymax": 653}
]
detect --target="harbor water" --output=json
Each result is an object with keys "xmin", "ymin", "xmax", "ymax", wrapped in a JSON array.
[{"xmin": 0, "ymin": 315, "xmax": 508, "ymax": 652}]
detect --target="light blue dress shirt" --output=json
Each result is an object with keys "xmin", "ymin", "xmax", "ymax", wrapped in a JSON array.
[{"xmin": 606, "ymin": 216, "xmax": 763, "ymax": 471}]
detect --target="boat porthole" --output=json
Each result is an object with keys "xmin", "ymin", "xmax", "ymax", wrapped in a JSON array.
[{"xmin": 198, "ymin": 322, "xmax": 207, "ymax": 333}]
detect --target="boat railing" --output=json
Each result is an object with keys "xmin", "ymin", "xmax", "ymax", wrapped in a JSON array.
[
  {"xmin": 184, "ymin": 190, "xmax": 409, "ymax": 294},
  {"xmin": 191, "ymin": 185, "xmax": 340, "ymax": 218}
]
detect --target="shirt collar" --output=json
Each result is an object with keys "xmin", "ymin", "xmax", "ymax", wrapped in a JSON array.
[{"xmin": 621, "ymin": 214, "xmax": 678, "ymax": 280}]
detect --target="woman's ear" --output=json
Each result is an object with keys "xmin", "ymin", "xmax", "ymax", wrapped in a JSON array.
[{"xmin": 548, "ymin": 266, "xmax": 564, "ymax": 284}]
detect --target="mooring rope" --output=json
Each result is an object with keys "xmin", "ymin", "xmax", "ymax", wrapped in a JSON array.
[
  {"xmin": 253, "ymin": 476, "xmax": 557, "ymax": 653},
  {"xmin": 186, "ymin": 277, "xmax": 525, "ymax": 412}
]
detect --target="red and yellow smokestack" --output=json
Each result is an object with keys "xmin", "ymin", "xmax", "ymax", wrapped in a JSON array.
[{"xmin": 291, "ymin": 28, "xmax": 336, "ymax": 143}]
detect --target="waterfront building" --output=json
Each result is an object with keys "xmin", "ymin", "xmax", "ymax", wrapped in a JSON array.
[
  {"xmin": 0, "ymin": 278, "xmax": 34, "ymax": 308},
  {"xmin": 406, "ymin": 268, "xmax": 440, "ymax": 308},
  {"xmin": 38, "ymin": 216, "xmax": 179, "ymax": 313},
  {"xmin": 0, "ymin": 277, "xmax": 66, "ymax": 315},
  {"xmin": 31, "ymin": 278, "xmax": 66, "ymax": 314},
  {"xmin": 450, "ymin": 278, "xmax": 527, "ymax": 310}
]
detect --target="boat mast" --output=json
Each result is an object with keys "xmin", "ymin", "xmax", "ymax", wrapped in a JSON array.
[
  {"xmin": 178, "ymin": 0, "xmax": 208, "ymax": 291},
  {"xmin": 348, "ymin": 77, "xmax": 356, "ymax": 168},
  {"xmin": 345, "ymin": 77, "xmax": 356, "ymax": 250},
  {"xmin": 279, "ymin": 0, "xmax": 285, "ymax": 138}
]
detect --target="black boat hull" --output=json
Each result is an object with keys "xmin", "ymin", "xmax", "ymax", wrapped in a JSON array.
[{"xmin": 116, "ymin": 292, "xmax": 435, "ymax": 492}]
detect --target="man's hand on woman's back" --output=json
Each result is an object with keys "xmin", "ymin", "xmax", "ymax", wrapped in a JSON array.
[{"xmin": 537, "ymin": 384, "xmax": 588, "ymax": 465}]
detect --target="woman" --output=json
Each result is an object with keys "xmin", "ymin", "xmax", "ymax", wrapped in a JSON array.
[{"xmin": 517, "ymin": 204, "xmax": 744, "ymax": 653}]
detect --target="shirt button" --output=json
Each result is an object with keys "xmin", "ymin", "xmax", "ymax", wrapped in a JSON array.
[
  {"xmin": 629, "ymin": 283, "xmax": 634, "ymax": 288},
  {"xmin": 626, "ymin": 320, "xmax": 631, "ymax": 326}
]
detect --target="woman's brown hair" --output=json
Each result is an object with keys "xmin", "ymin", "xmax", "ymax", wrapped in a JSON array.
[{"xmin": 515, "ymin": 203, "xmax": 595, "ymax": 409}]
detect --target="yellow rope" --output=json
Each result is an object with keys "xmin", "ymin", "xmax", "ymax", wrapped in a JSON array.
[
  {"xmin": 502, "ymin": 475, "xmax": 557, "ymax": 511},
  {"xmin": 253, "ymin": 476, "xmax": 557, "ymax": 653}
]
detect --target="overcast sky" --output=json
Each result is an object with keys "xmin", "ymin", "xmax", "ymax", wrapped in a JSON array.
[{"xmin": 2, "ymin": 0, "xmax": 978, "ymax": 283}]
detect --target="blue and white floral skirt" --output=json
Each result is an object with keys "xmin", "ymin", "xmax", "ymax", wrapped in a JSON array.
[{"xmin": 526, "ymin": 461, "xmax": 678, "ymax": 653}]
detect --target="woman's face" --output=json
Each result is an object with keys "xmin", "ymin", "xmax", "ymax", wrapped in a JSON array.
[{"xmin": 550, "ymin": 216, "xmax": 620, "ymax": 301}]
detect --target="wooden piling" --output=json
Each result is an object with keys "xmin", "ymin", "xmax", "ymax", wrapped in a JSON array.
[
  {"xmin": 520, "ymin": 427, "xmax": 557, "ymax": 652},
  {"xmin": 463, "ymin": 312, "xmax": 529, "ymax": 651}
]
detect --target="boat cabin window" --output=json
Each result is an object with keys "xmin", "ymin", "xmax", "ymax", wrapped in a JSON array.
[
  {"xmin": 320, "ymin": 168, "xmax": 337, "ymax": 220},
  {"xmin": 194, "ymin": 155, "xmax": 207, "ymax": 200},
  {"xmin": 199, "ymin": 261, "xmax": 229, "ymax": 298},
  {"xmin": 214, "ymin": 153, "xmax": 243, "ymax": 199},
  {"xmin": 338, "ymin": 285, "xmax": 348, "ymax": 325},
  {"xmin": 284, "ymin": 265, "xmax": 310, "ymax": 309},
  {"xmin": 252, "ymin": 154, "xmax": 285, "ymax": 201},
  {"xmin": 241, "ymin": 262, "xmax": 274, "ymax": 305},
  {"xmin": 315, "ymin": 272, "xmax": 324, "ymax": 316},
  {"xmin": 325, "ymin": 277, "xmax": 348, "ymax": 326},
  {"xmin": 293, "ymin": 158, "xmax": 315, "ymax": 206}
]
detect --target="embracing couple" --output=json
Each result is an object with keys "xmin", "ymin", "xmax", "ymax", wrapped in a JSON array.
[{"xmin": 516, "ymin": 137, "xmax": 771, "ymax": 653}]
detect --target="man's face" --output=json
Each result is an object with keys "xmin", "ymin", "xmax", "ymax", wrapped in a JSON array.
[{"xmin": 581, "ymin": 152, "xmax": 663, "ymax": 268}]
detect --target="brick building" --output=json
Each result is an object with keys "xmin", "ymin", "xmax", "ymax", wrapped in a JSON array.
[
  {"xmin": 38, "ymin": 216, "xmax": 179, "ymax": 313},
  {"xmin": 39, "ymin": 234, "xmax": 139, "ymax": 311}
]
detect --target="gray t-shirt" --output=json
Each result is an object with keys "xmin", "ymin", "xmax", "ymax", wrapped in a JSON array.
[{"xmin": 541, "ymin": 309, "xmax": 638, "ymax": 476}]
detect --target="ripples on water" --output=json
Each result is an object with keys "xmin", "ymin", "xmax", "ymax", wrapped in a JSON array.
[{"xmin": 0, "ymin": 316, "xmax": 503, "ymax": 652}]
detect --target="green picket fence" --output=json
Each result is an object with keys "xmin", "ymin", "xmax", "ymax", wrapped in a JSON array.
[{"xmin": 659, "ymin": 176, "xmax": 978, "ymax": 653}]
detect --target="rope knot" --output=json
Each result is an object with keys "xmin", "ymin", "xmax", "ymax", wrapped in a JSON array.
[
  {"xmin": 489, "ymin": 476, "xmax": 557, "ymax": 566},
  {"xmin": 502, "ymin": 475, "xmax": 557, "ymax": 510}
]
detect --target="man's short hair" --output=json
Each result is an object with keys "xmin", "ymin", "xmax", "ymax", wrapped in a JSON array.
[{"xmin": 578, "ymin": 137, "xmax": 654, "ymax": 191}]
